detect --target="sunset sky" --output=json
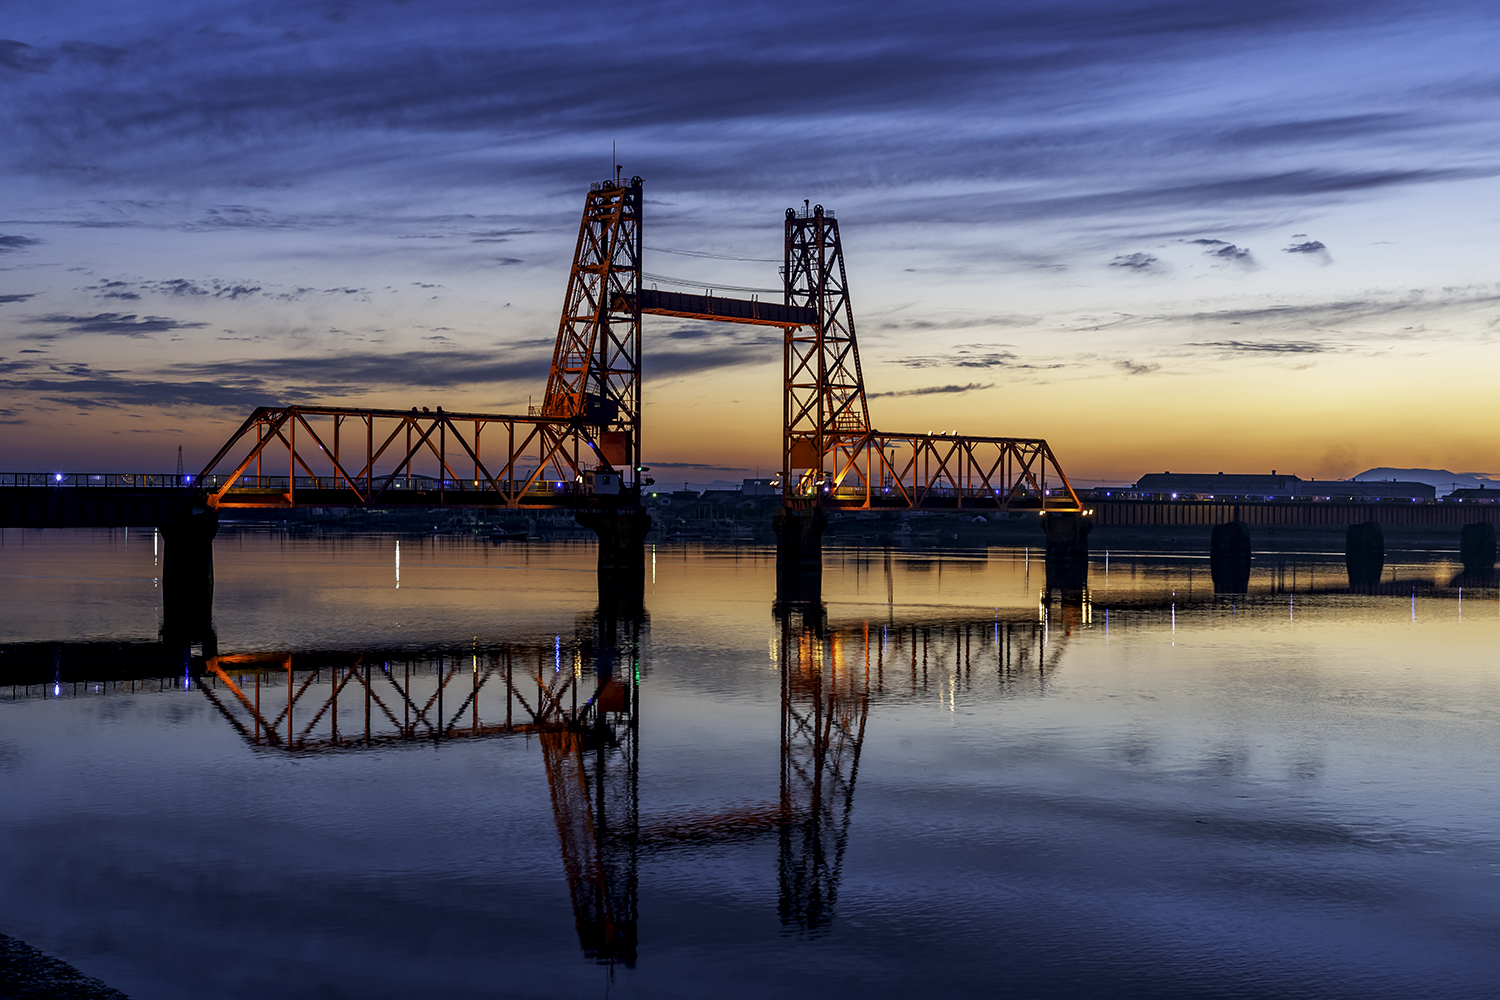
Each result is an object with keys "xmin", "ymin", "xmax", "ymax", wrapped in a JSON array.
[{"xmin": 2, "ymin": 0, "xmax": 1498, "ymax": 484}]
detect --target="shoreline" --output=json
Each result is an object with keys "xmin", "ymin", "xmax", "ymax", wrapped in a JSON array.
[{"xmin": 0, "ymin": 933, "xmax": 128, "ymax": 1000}]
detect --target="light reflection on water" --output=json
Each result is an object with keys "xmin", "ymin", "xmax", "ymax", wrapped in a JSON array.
[{"xmin": 1, "ymin": 528, "xmax": 1499, "ymax": 999}]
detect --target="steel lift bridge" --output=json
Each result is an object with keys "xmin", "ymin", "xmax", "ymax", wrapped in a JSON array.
[
  {"xmin": 0, "ymin": 174, "xmax": 1087, "ymax": 619},
  {"xmin": 193, "ymin": 177, "xmax": 1081, "ymax": 518}
]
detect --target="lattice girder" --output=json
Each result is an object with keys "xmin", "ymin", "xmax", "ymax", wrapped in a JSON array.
[
  {"xmin": 542, "ymin": 176, "xmax": 643, "ymax": 487},
  {"xmin": 783, "ymin": 205, "xmax": 872, "ymax": 490}
]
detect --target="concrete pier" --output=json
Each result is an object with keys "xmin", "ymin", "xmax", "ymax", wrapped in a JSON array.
[
  {"xmin": 1460, "ymin": 522, "xmax": 1496, "ymax": 582},
  {"xmin": 773, "ymin": 506, "xmax": 826, "ymax": 606},
  {"xmin": 576, "ymin": 508, "xmax": 653, "ymax": 614},
  {"xmin": 160, "ymin": 505, "xmax": 218, "ymax": 643},
  {"xmin": 1345, "ymin": 521, "xmax": 1385, "ymax": 591},
  {"xmin": 1043, "ymin": 512, "xmax": 1091, "ymax": 593},
  {"xmin": 1209, "ymin": 520, "xmax": 1252, "ymax": 593}
]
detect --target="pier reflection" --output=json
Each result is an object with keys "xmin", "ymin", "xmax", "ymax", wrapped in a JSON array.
[{"xmin": 775, "ymin": 603, "xmax": 867, "ymax": 931}]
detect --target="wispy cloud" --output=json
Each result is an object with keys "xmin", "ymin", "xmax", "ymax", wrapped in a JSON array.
[
  {"xmin": 1109, "ymin": 253, "xmax": 1160, "ymax": 271},
  {"xmin": 1081, "ymin": 285, "xmax": 1500, "ymax": 335},
  {"xmin": 25, "ymin": 312, "xmax": 209, "ymax": 337},
  {"xmin": 1190, "ymin": 239, "xmax": 1256, "ymax": 266},
  {"xmin": 1192, "ymin": 340, "xmax": 1331, "ymax": 354},
  {"xmin": 0, "ymin": 346, "xmax": 552, "ymax": 413},
  {"xmin": 146, "ymin": 278, "xmax": 263, "ymax": 299},
  {"xmin": 891, "ymin": 348, "xmax": 1068, "ymax": 372},
  {"xmin": 1, "ymin": 0, "xmax": 1488, "ymax": 233},
  {"xmin": 1284, "ymin": 240, "xmax": 1327, "ymax": 254},
  {"xmin": 0, "ymin": 40, "xmax": 54, "ymax": 74},
  {"xmin": 870, "ymin": 382, "xmax": 993, "ymax": 398}
]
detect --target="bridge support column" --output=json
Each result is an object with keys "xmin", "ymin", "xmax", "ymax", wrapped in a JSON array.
[
  {"xmin": 1210, "ymin": 520, "xmax": 1252, "ymax": 594},
  {"xmin": 160, "ymin": 505, "xmax": 218, "ymax": 643},
  {"xmin": 773, "ymin": 506, "xmax": 826, "ymax": 606},
  {"xmin": 1460, "ymin": 522, "xmax": 1496, "ymax": 583},
  {"xmin": 576, "ymin": 508, "xmax": 652, "ymax": 615},
  {"xmin": 1042, "ymin": 512, "xmax": 1091, "ymax": 593},
  {"xmin": 1345, "ymin": 521, "xmax": 1385, "ymax": 591}
]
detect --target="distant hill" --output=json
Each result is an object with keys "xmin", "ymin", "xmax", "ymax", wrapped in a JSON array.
[{"xmin": 1353, "ymin": 468, "xmax": 1499, "ymax": 496}]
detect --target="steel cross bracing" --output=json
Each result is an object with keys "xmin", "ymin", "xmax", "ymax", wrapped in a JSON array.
[
  {"xmin": 541, "ymin": 175, "xmax": 644, "ymax": 487},
  {"xmin": 538, "ymin": 615, "xmax": 641, "ymax": 967},
  {"xmin": 776, "ymin": 608, "xmax": 868, "ymax": 931},
  {"xmin": 196, "ymin": 643, "xmax": 603, "ymax": 753},
  {"xmin": 812, "ymin": 431, "xmax": 1078, "ymax": 511},
  {"xmin": 196, "ymin": 625, "xmax": 643, "ymax": 966},
  {"xmin": 197, "ymin": 405, "xmax": 629, "ymax": 510},
  {"xmin": 779, "ymin": 204, "xmax": 1079, "ymax": 513},
  {"xmin": 197, "ymin": 177, "xmax": 646, "ymax": 511},
  {"xmin": 783, "ymin": 205, "xmax": 871, "ymax": 490}
]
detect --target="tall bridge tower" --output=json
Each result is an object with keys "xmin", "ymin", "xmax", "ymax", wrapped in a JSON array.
[
  {"xmin": 542, "ymin": 175, "xmax": 644, "ymax": 492},
  {"xmin": 783, "ymin": 205, "xmax": 870, "ymax": 497}
]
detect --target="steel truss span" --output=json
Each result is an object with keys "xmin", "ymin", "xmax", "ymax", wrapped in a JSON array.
[
  {"xmin": 199, "ymin": 177, "xmax": 647, "ymax": 512},
  {"xmin": 805, "ymin": 430, "xmax": 1078, "ymax": 511},
  {"xmin": 780, "ymin": 204, "xmax": 1079, "ymax": 512},
  {"xmin": 198, "ymin": 405, "xmax": 631, "ymax": 510}
]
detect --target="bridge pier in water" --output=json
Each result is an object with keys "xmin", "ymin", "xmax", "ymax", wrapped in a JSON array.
[
  {"xmin": 1345, "ymin": 521, "xmax": 1385, "ymax": 591},
  {"xmin": 773, "ymin": 507, "xmax": 827, "ymax": 607},
  {"xmin": 159, "ymin": 505, "xmax": 218, "ymax": 645},
  {"xmin": 1460, "ymin": 522, "xmax": 1497, "ymax": 583},
  {"xmin": 1210, "ymin": 520, "xmax": 1252, "ymax": 594},
  {"xmin": 1043, "ymin": 512, "xmax": 1091, "ymax": 595},
  {"xmin": 576, "ymin": 508, "xmax": 653, "ymax": 615}
]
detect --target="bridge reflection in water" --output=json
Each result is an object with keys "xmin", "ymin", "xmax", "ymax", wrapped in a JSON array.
[{"xmin": 2, "ymin": 602, "xmax": 1075, "ymax": 967}]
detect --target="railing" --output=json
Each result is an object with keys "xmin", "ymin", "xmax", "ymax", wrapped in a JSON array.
[
  {"xmin": 0, "ymin": 472, "xmax": 199, "ymax": 488},
  {"xmin": 1080, "ymin": 490, "xmax": 1481, "ymax": 505},
  {"xmin": 0, "ymin": 472, "xmax": 583, "ymax": 497},
  {"xmin": 212, "ymin": 475, "xmax": 582, "ymax": 495},
  {"xmin": 822, "ymin": 484, "xmax": 1041, "ymax": 502}
]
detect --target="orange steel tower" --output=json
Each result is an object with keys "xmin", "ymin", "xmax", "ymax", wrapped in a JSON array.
[
  {"xmin": 196, "ymin": 176, "xmax": 650, "ymax": 513},
  {"xmin": 783, "ymin": 205, "xmax": 871, "ymax": 495},
  {"xmin": 780, "ymin": 204, "xmax": 1078, "ymax": 513},
  {"xmin": 542, "ymin": 174, "xmax": 644, "ymax": 492}
]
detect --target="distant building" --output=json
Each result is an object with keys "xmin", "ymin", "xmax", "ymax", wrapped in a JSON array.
[
  {"xmin": 1132, "ymin": 472, "xmax": 1302, "ymax": 500},
  {"xmin": 742, "ymin": 478, "xmax": 779, "ymax": 496},
  {"xmin": 1129, "ymin": 472, "xmax": 1434, "ymax": 502},
  {"xmin": 1446, "ymin": 486, "xmax": 1500, "ymax": 503},
  {"xmin": 1300, "ymin": 479, "xmax": 1434, "ymax": 501}
]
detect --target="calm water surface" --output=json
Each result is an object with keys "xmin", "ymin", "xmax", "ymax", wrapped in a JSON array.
[{"xmin": 2, "ymin": 528, "xmax": 1498, "ymax": 999}]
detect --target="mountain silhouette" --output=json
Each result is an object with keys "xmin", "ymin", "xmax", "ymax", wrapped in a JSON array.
[{"xmin": 1353, "ymin": 468, "xmax": 1499, "ymax": 496}]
